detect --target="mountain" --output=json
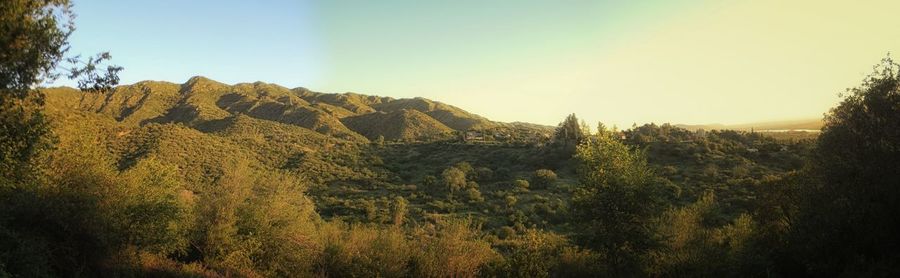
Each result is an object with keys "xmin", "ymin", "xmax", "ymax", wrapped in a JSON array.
[
  {"xmin": 341, "ymin": 110, "xmax": 455, "ymax": 141},
  {"xmin": 675, "ymin": 118, "xmax": 824, "ymax": 132},
  {"xmin": 43, "ymin": 76, "xmax": 513, "ymax": 142}
]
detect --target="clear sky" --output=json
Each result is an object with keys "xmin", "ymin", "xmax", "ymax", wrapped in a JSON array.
[{"xmin": 63, "ymin": 0, "xmax": 900, "ymax": 127}]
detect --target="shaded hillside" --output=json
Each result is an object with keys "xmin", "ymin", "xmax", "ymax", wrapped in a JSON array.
[
  {"xmin": 43, "ymin": 77, "xmax": 519, "ymax": 142},
  {"xmin": 371, "ymin": 97, "xmax": 495, "ymax": 130},
  {"xmin": 341, "ymin": 109, "xmax": 455, "ymax": 141}
]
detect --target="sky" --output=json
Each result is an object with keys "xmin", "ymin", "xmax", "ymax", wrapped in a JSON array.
[{"xmin": 62, "ymin": 0, "xmax": 900, "ymax": 127}]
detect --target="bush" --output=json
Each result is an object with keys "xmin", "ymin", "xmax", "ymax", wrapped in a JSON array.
[
  {"xmin": 466, "ymin": 188, "xmax": 484, "ymax": 203},
  {"xmin": 505, "ymin": 196, "xmax": 518, "ymax": 208},
  {"xmin": 317, "ymin": 223, "xmax": 413, "ymax": 277},
  {"xmin": 497, "ymin": 226, "xmax": 516, "ymax": 240},
  {"xmin": 410, "ymin": 218, "xmax": 499, "ymax": 277},
  {"xmin": 483, "ymin": 230, "xmax": 588, "ymax": 278},
  {"xmin": 474, "ymin": 167, "xmax": 494, "ymax": 182},
  {"xmin": 531, "ymin": 169, "xmax": 558, "ymax": 189},
  {"xmin": 422, "ymin": 175, "xmax": 437, "ymax": 187},
  {"xmin": 513, "ymin": 179, "xmax": 530, "ymax": 190},
  {"xmin": 557, "ymin": 247, "xmax": 604, "ymax": 277}
]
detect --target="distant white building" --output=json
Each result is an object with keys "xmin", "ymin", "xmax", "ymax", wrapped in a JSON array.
[{"xmin": 465, "ymin": 130, "xmax": 484, "ymax": 141}]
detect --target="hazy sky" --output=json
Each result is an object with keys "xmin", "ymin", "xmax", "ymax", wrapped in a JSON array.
[{"xmin": 64, "ymin": 0, "xmax": 900, "ymax": 127}]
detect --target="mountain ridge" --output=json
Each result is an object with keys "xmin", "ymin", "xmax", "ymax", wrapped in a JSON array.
[{"xmin": 43, "ymin": 76, "xmax": 519, "ymax": 142}]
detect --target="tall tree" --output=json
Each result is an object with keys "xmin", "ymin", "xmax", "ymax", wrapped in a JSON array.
[
  {"xmin": 791, "ymin": 56, "xmax": 900, "ymax": 276},
  {"xmin": 1, "ymin": 1, "xmax": 125, "ymax": 276},
  {"xmin": 552, "ymin": 114, "xmax": 586, "ymax": 150},
  {"xmin": 571, "ymin": 127, "xmax": 667, "ymax": 275},
  {"xmin": 0, "ymin": 0, "xmax": 121, "ymax": 185},
  {"xmin": 0, "ymin": 0, "xmax": 73, "ymax": 184}
]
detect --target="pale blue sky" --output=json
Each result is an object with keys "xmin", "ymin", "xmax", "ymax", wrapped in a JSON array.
[{"xmin": 62, "ymin": 0, "xmax": 900, "ymax": 127}]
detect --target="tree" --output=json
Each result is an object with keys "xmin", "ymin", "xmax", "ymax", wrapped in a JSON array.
[
  {"xmin": 0, "ymin": 0, "xmax": 73, "ymax": 184},
  {"xmin": 116, "ymin": 158, "xmax": 194, "ymax": 255},
  {"xmin": 790, "ymin": 56, "xmax": 900, "ymax": 276},
  {"xmin": 442, "ymin": 167, "xmax": 466, "ymax": 198},
  {"xmin": 552, "ymin": 114, "xmax": 586, "ymax": 151},
  {"xmin": 1, "ymin": 0, "xmax": 122, "ymax": 186},
  {"xmin": 1, "ymin": 2, "xmax": 125, "ymax": 275},
  {"xmin": 453, "ymin": 161, "xmax": 474, "ymax": 176},
  {"xmin": 571, "ymin": 127, "xmax": 667, "ymax": 275},
  {"xmin": 64, "ymin": 52, "xmax": 123, "ymax": 92}
]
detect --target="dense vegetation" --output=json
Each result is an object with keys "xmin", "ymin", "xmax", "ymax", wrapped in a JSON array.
[{"xmin": 3, "ymin": 2, "xmax": 900, "ymax": 277}]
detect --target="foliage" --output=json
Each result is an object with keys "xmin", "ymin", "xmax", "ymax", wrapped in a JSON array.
[
  {"xmin": 0, "ymin": 0, "xmax": 73, "ymax": 185},
  {"xmin": 391, "ymin": 196, "xmax": 408, "ymax": 225},
  {"xmin": 530, "ymin": 169, "xmax": 557, "ymax": 189},
  {"xmin": 65, "ymin": 52, "xmax": 123, "ymax": 92},
  {"xmin": 647, "ymin": 193, "xmax": 766, "ymax": 276},
  {"xmin": 442, "ymin": 166, "xmax": 467, "ymax": 197},
  {"xmin": 409, "ymin": 218, "xmax": 498, "ymax": 278},
  {"xmin": 789, "ymin": 56, "xmax": 900, "ymax": 276},
  {"xmin": 552, "ymin": 113, "xmax": 586, "ymax": 151},
  {"xmin": 513, "ymin": 179, "xmax": 529, "ymax": 191},
  {"xmin": 0, "ymin": 134, "xmax": 191, "ymax": 276},
  {"xmin": 571, "ymin": 129, "xmax": 668, "ymax": 275}
]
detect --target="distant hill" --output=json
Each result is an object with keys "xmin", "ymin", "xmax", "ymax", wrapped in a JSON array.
[
  {"xmin": 341, "ymin": 110, "xmax": 455, "ymax": 141},
  {"xmin": 43, "ymin": 76, "xmax": 517, "ymax": 142},
  {"xmin": 675, "ymin": 118, "xmax": 824, "ymax": 132}
]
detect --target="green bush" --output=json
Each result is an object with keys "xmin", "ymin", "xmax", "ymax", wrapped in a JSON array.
[
  {"xmin": 513, "ymin": 179, "xmax": 530, "ymax": 190},
  {"xmin": 497, "ymin": 226, "xmax": 516, "ymax": 240},
  {"xmin": 466, "ymin": 188, "xmax": 484, "ymax": 203},
  {"xmin": 531, "ymin": 169, "xmax": 558, "ymax": 189}
]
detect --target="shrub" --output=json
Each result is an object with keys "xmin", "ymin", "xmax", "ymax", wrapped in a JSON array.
[
  {"xmin": 500, "ymin": 230, "xmax": 567, "ymax": 278},
  {"xmin": 316, "ymin": 223, "xmax": 413, "ymax": 277},
  {"xmin": 422, "ymin": 175, "xmax": 437, "ymax": 187},
  {"xmin": 391, "ymin": 197, "xmax": 408, "ymax": 226},
  {"xmin": 466, "ymin": 188, "xmax": 484, "ymax": 203},
  {"xmin": 513, "ymin": 179, "xmax": 530, "ymax": 190},
  {"xmin": 467, "ymin": 181, "xmax": 479, "ymax": 189},
  {"xmin": 505, "ymin": 196, "xmax": 518, "ymax": 208},
  {"xmin": 531, "ymin": 169, "xmax": 558, "ymax": 189},
  {"xmin": 474, "ymin": 167, "xmax": 494, "ymax": 182},
  {"xmin": 410, "ymin": 218, "xmax": 499, "ymax": 277},
  {"xmin": 497, "ymin": 226, "xmax": 517, "ymax": 240},
  {"xmin": 453, "ymin": 162, "xmax": 474, "ymax": 176}
]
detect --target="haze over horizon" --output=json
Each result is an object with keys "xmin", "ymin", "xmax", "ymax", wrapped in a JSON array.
[{"xmin": 56, "ymin": 0, "xmax": 900, "ymax": 127}]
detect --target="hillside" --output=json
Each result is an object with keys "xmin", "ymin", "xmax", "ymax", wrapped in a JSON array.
[
  {"xmin": 43, "ymin": 77, "xmax": 518, "ymax": 143},
  {"xmin": 341, "ymin": 109, "xmax": 455, "ymax": 141}
]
